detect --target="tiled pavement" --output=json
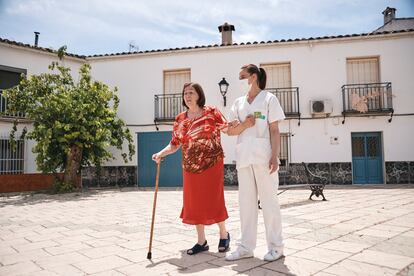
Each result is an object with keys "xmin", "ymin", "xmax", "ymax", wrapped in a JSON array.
[{"xmin": 0, "ymin": 185, "xmax": 413, "ymax": 275}]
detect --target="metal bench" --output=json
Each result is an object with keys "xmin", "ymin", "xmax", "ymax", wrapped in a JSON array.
[
  {"xmin": 257, "ymin": 159, "xmax": 328, "ymax": 209},
  {"xmin": 258, "ymin": 162, "xmax": 327, "ymax": 209},
  {"xmin": 277, "ymin": 162, "xmax": 327, "ymax": 201}
]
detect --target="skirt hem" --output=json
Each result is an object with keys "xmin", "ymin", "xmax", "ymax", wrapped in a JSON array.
[{"xmin": 181, "ymin": 215, "xmax": 229, "ymax": 226}]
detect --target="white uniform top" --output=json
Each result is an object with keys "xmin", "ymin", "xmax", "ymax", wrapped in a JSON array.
[{"xmin": 229, "ymin": 90, "xmax": 285, "ymax": 169}]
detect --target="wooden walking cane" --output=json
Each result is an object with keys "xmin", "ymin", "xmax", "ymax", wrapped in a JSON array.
[{"xmin": 147, "ymin": 161, "xmax": 161, "ymax": 260}]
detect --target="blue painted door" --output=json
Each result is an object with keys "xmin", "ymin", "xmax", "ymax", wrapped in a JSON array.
[
  {"xmin": 351, "ymin": 132, "xmax": 383, "ymax": 184},
  {"xmin": 137, "ymin": 131, "xmax": 183, "ymax": 187}
]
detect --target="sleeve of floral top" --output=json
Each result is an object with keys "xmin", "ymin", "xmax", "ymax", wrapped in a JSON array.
[
  {"xmin": 170, "ymin": 116, "xmax": 181, "ymax": 146},
  {"xmin": 212, "ymin": 107, "xmax": 228, "ymax": 131}
]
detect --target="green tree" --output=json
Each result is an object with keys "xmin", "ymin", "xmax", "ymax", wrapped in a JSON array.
[{"xmin": 3, "ymin": 47, "xmax": 135, "ymax": 190}]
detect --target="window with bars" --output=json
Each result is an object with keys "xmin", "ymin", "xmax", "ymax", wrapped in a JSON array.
[
  {"xmin": 0, "ymin": 137, "xmax": 25, "ymax": 174},
  {"xmin": 279, "ymin": 133, "xmax": 290, "ymax": 171}
]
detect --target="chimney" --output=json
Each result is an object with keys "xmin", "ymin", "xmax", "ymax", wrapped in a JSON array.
[
  {"xmin": 382, "ymin": 7, "xmax": 396, "ymax": 25},
  {"xmin": 34, "ymin": 31, "xmax": 40, "ymax": 47},
  {"xmin": 218, "ymin": 22, "xmax": 235, "ymax": 45}
]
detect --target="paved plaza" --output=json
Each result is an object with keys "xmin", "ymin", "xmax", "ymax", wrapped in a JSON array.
[{"xmin": 0, "ymin": 185, "xmax": 413, "ymax": 275}]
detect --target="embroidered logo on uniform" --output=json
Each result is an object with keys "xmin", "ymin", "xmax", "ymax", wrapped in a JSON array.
[{"xmin": 254, "ymin": 111, "xmax": 266, "ymax": 120}]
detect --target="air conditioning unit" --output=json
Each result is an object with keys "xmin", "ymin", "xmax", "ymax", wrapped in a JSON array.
[{"xmin": 310, "ymin": 100, "xmax": 333, "ymax": 115}]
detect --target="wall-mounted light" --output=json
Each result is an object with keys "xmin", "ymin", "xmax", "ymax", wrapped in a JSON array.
[{"xmin": 218, "ymin": 77, "xmax": 229, "ymax": 106}]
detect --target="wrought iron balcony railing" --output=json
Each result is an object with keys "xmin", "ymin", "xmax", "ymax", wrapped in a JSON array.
[
  {"xmin": 0, "ymin": 90, "xmax": 26, "ymax": 119},
  {"xmin": 154, "ymin": 93, "xmax": 185, "ymax": 122},
  {"xmin": 341, "ymin": 82, "xmax": 393, "ymax": 114},
  {"xmin": 266, "ymin": 87, "xmax": 300, "ymax": 117},
  {"xmin": 155, "ymin": 88, "xmax": 301, "ymax": 122}
]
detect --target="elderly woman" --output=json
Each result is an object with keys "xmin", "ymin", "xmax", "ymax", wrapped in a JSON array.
[{"xmin": 152, "ymin": 82, "xmax": 230, "ymax": 255}]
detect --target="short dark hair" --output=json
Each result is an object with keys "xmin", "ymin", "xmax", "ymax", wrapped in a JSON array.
[
  {"xmin": 182, "ymin": 82, "xmax": 206, "ymax": 108},
  {"xmin": 241, "ymin": 64, "xmax": 267, "ymax": 90}
]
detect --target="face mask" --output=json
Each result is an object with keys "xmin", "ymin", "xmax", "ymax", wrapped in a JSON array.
[{"xmin": 239, "ymin": 79, "xmax": 252, "ymax": 93}]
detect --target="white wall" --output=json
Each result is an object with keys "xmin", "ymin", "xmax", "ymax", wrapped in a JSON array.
[
  {"xmin": 287, "ymin": 116, "xmax": 414, "ymax": 163},
  {"xmin": 88, "ymin": 33, "xmax": 414, "ymax": 166},
  {"xmin": 1, "ymin": 33, "xmax": 413, "ymax": 172}
]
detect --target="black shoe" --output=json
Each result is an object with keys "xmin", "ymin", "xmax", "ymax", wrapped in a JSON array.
[
  {"xmin": 218, "ymin": 232, "xmax": 230, "ymax": 253},
  {"xmin": 187, "ymin": 240, "xmax": 209, "ymax": 255}
]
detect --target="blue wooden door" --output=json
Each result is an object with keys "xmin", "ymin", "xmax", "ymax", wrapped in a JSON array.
[
  {"xmin": 137, "ymin": 131, "xmax": 183, "ymax": 187},
  {"xmin": 351, "ymin": 132, "xmax": 383, "ymax": 184}
]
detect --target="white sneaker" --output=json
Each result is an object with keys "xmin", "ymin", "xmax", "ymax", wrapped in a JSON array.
[
  {"xmin": 263, "ymin": 249, "xmax": 284, "ymax": 261},
  {"xmin": 225, "ymin": 249, "xmax": 254, "ymax": 261}
]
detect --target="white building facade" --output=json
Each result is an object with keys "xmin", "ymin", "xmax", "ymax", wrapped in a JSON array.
[{"xmin": 1, "ymin": 26, "xmax": 414, "ymax": 187}]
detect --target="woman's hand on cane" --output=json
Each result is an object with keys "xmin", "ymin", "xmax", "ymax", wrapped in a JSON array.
[
  {"xmin": 152, "ymin": 144, "xmax": 180, "ymax": 164},
  {"xmin": 152, "ymin": 152, "xmax": 163, "ymax": 164}
]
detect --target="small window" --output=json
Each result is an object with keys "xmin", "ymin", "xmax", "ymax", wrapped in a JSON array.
[{"xmin": 0, "ymin": 136, "xmax": 25, "ymax": 174}]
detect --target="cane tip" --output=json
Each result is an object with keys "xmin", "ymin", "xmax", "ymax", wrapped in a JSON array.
[{"xmin": 147, "ymin": 252, "xmax": 152, "ymax": 259}]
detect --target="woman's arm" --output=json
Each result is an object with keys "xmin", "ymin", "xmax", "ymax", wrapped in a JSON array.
[
  {"xmin": 226, "ymin": 115, "xmax": 255, "ymax": 136},
  {"xmin": 268, "ymin": 121, "xmax": 281, "ymax": 174},
  {"xmin": 152, "ymin": 143, "xmax": 181, "ymax": 163}
]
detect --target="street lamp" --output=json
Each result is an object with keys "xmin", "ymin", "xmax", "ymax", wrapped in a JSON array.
[{"xmin": 218, "ymin": 77, "xmax": 229, "ymax": 106}]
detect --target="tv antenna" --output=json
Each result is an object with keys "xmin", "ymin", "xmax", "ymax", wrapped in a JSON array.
[{"xmin": 128, "ymin": 40, "xmax": 139, "ymax": 52}]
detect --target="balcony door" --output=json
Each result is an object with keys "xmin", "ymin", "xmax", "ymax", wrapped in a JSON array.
[
  {"xmin": 163, "ymin": 69, "xmax": 190, "ymax": 118},
  {"xmin": 347, "ymin": 57, "xmax": 381, "ymax": 110},
  {"xmin": 261, "ymin": 63, "xmax": 293, "ymax": 113},
  {"xmin": 347, "ymin": 57, "xmax": 379, "ymax": 84}
]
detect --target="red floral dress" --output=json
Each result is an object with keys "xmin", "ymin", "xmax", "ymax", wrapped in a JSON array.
[{"xmin": 170, "ymin": 106, "xmax": 229, "ymax": 225}]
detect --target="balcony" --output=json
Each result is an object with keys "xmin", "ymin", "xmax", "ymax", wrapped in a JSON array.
[
  {"xmin": 342, "ymin": 82, "xmax": 393, "ymax": 114},
  {"xmin": 154, "ymin": 93, "xmax": 185, "ymax": 122},
  {"xmin": 154, "ymin": 88, "xmax": 301, "ymax": 122},
  {"xmin": 0, "ymin": 91, "xmax": 26, "ymax": 119},
  {"xmin": 266, "ymin": 87, "xmax": 300, "ymax": 118}
]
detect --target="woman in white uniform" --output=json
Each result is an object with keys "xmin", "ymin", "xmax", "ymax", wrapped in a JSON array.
[{"xmin": 226, "ymin": 64, "xmax": 285, "ymax": 262}]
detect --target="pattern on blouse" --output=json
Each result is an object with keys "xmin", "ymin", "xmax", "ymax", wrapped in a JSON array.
[{"xmin": 170, "ymin": 106, "xmax": 228, "ymax": 173}]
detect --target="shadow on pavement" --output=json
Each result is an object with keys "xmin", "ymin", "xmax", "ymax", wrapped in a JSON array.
[{"xmin": 145, "ymin": 249, "xmax": 293, "ymax": 275}]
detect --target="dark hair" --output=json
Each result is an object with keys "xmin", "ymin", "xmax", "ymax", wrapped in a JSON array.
[
  {"xmin": 182, "ymin": 82, "xmax": 206, "ymax": 108},
  {"xmin": 241, "ymin": 64, "xmax": 267, "ymax": 90}
]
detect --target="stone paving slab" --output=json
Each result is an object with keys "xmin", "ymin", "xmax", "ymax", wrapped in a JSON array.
[{"xmin": 0, "ymin": 185, "xmax": 413, "ymax": 275}]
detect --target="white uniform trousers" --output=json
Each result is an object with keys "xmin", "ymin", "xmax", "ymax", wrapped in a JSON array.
[{"xmin": 236, "ymin": 164, "xmax": 284, "ymax": 252}]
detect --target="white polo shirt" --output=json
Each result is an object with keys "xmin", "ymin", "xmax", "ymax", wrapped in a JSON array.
[{"xmin": 229, "ymin": 90, "xmax": 285, "ymax": 169}]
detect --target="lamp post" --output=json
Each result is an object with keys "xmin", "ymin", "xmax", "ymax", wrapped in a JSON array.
[{"xmin": 218, "ymin": 77, "xmax": 229, "ymax": 106}]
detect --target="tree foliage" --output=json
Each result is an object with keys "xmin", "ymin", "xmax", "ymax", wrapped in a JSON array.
[{"xmin": 3, "ymin": 48, "xmax": 135, "ymax": 189}]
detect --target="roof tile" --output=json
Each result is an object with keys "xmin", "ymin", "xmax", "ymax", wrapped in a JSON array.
[{"xmin": 1, "ymin": 29, "xmax": 413, "ymax": 59}]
